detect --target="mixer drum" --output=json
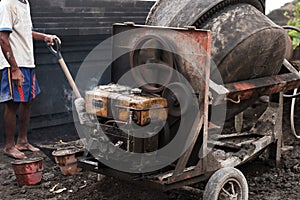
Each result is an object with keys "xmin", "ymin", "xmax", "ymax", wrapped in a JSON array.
[{"xmin": 146, "ymin": 0, "xmax": 289, "ymax": 119}]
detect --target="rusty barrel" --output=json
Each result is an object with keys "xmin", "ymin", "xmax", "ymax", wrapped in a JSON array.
[{"xmin": 146, "ymin": 0, "xmax": 289, "ymax": 119}]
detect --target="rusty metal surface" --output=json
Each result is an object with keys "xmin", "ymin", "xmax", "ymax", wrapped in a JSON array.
[
  {"xmin": 112, "ymin": 23, "xmax": 211, "ymax": 97},
  {"xmin": 213, "ymin": 73, "xmax": 300, "ymax": 103}
]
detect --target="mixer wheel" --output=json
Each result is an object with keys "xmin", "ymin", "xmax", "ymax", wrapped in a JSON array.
[{"xmin": 203, "ymin": 167, "xmax": 248, "ymax": 200}]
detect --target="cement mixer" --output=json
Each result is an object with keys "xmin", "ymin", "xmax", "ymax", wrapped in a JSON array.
[{"xmin": 74, "ymin": 0, "xmax": 300, "ymax": 199}]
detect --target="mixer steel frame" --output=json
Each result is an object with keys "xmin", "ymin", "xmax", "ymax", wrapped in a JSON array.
[{"xmin": 78, "ymin": 23, "xmax": 300, "ymax": 192}]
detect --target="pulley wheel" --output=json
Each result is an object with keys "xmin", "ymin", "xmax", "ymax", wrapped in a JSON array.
[{"xmin": 130, "ymin": 35, "xmax": 174, "ymax": 93}]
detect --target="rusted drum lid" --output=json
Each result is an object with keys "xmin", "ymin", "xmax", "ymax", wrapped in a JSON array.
[{"xmin": 146, "ymin": 0, "xmax": 288, "ymax": 119}]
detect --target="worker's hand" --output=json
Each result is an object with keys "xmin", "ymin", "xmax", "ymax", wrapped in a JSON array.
[
  {"xmin": 44, "ymin": 34, "xmax": 61, "ymax": 46},
  {"xmin": 11, "ymin": 68, "xmax": 24, "ymax": 87}
]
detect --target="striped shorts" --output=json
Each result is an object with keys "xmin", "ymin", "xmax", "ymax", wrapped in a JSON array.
[{"xmin": 0, "ymin": 67, "xmax": 41, "ymax": 103}]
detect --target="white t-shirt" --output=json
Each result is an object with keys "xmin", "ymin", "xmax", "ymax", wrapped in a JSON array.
[{"xmin": 0, "ymin": 0, "xmax": 35, "ymax": 70}]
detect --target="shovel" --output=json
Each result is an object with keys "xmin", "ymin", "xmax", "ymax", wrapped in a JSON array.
[{"xmin": 47, "ymin": 38, "xmax": 92, "ymax": 125}]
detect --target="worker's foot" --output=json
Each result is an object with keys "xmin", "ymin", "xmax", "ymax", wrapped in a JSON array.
[
  {"xmin": 3, "ymin": 146, "xmax": 27, "ymax": 159},
  {"xmin": 15, "ymin": 143, "xmax": 40, "ymax": 152}
]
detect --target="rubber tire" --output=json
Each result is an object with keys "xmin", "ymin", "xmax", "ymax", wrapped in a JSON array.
[{"xmin": 203, "ymin": 167, "xmax": 249, "ymax": 200}]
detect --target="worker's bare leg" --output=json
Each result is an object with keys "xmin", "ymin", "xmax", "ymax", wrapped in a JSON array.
[
  {"xmin": 15, "ymin": 101, "xmax": 39, "ymax": 152},
  {"xmin": 3, "ymin": 101, "xmax": 27, "ymax": 159}
]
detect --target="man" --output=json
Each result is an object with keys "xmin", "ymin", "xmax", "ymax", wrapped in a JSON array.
[{"xmin": 0, "ymin": 0, "xmax": 60, "ymax": 159}]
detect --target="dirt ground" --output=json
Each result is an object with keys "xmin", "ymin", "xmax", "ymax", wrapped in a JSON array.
[{"xmin": 1, "ymin": 99, "xmax": 300, "ymax": 200}]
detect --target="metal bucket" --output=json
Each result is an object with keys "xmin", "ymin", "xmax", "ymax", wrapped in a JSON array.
[
  {"xmin": 52, "ymin": 148, "xmax": 78, "ymax": 176},
  {"xmin": 11, "ymin": 157, "xmax": 43, "ymax": 186},
  {"xmin": 146, "ymin": 0, "xmax": 289, "ymax": 118}
]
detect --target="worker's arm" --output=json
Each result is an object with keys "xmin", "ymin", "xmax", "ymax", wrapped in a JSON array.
[
  {"xmin": 32, "ymin": 31, "xmax": 60, "ymax": 46},
  {"xmin": 0, "ymin": 31, "xmax": 24, "ymax": 87}
]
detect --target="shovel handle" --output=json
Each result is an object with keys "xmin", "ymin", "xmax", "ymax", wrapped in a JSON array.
[
  {"xmin": 58, "ymin": 58, "xmax": 82, "ymax": 99},
  {"xmin": 47, "ymin": 38, "xmax": 82, "ymax": 99}
]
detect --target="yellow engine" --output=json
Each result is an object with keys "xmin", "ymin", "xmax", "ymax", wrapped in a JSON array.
[{"xmin": 85, "ymin": 84, "xmax": 168, "ymax": 126}]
